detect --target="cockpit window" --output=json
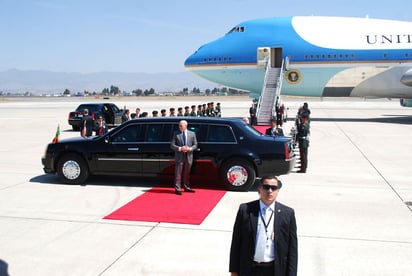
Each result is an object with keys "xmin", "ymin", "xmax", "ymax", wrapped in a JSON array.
[{"xmin": 227, "ymin": 26, "xmax": 245, "ymax": 34}]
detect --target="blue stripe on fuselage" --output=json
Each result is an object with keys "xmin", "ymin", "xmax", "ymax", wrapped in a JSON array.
[
  {"xmin": 184, "ymin": 17, "xmax": 412, "ymax": 98},
  {"xmin": 185, "ymin": 16, "xmax": 412, "ymax": 67}
]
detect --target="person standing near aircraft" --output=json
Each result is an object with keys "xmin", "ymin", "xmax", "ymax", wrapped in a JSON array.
[
  {"xmin": 229, "ymin": 175, "xmax": 298, "ymax": 276},
  {"xmin": 265, "ymin": 118, "xmax": 284, "ymax": 136},
  {"xmin": 215, "ymin": 102, "xmax": 222, "ymax": 117},
  {"xmin": 93, "ymin": 115, "xmax": 108, "ymax": 136},
  {"xmin": 276, "ymin": 103, "xmax": 284, "ymax": 127},
  {"xmin": 300, "ymin": 102, "xmax": 311, "ymax": 122},
  {"xmin": 190, "ymin": 105, "xmax": 197, "ymax": 116},
  {"xmin": 249, "ymin": 102, "xmax": 257, "ymax": 126},
  {"xmin": 184, "ymin": 106, "xmax": 190, "ymax": 116},
  {"xmin": 196, "ymin": 104, "xmax": 202, "ymax": 117},
  {"xmin": 297, "ymin": 113, "xmax": 310, "ymax": 173},
  {"xmin": 121, "ymin": 109, "xmax": 130, "ymax": 123},
  {"xmin": 81, "ymin": 109, "xmax": 94, "ymax": 137},
  {"xmin": 296, "ymin": 102, "xmax": 311, "ymax": 126},
  {"xmin": 170, "ymin": 120, "xmax": 198, "ymax": 195},
  {"xmin": 135, "ymin": 108, "xmax": 141, "ymax": 118}
]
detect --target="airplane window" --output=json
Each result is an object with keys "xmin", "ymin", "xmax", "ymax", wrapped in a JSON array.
[
  {"xmin": 227, "ymin": 27, "xmax": 236, "ymax": 34},
  {"xmin": 228, "ymin": 26, "xmax": 245, "ymax": 33}
]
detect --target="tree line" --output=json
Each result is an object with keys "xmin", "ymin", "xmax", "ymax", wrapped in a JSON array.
[{"xmin": 62, "ymin": 85, "xmax": 248, "ymax": 97}]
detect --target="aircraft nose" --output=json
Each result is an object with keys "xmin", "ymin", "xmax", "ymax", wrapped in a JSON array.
[
  {"xmin": 184, "ymin": 49, "xmax": 200, "ymax": 68},
  {"xmin": 184, "ymin": 53, "xmax": 193, "ymax": 67}
]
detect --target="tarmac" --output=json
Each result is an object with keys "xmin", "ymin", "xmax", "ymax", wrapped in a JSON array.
[{"xmin": 0, "ymin": 96, "xmax": 411, "ymax": 276}]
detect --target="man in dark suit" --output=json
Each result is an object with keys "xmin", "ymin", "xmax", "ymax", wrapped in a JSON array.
[
  {"xmin": 229, "ymin": 175, "xmax": 298, "ymax": 276},
  {"xmin": 93, "ymin": 115, "xmax": 108, "ymax": 136},
  {"xmin": 249, "ymin": 103, "xmax": 257, "ymax": 126},
  {"xmin": 265, "ymin": 118, "xmax": 284, "ymax": 137},
  {"xmin": 170, "ymin": 120, "xmax": 198, "ymax": 195},
  {"xmin": 81, "ymin": 109, "xmax": 94, "ymax": 137}
]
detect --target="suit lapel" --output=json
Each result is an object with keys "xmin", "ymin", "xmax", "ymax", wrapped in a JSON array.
[
  {"xmin": 186, "ymin": 131, "xmax": 193, "ymax": 146},
  {"xmin": 274, "ymin": 202, "xmax": 282, "ymax": 244},
  {"xmin": 250, "ymin": 201, "xmax": 259, "ymax": 243},
  {"xmin": 178, "ymin": 133, "xmax": 184, "ymax": 146}
]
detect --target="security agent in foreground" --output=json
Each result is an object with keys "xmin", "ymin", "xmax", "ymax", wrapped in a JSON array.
[{"xmin": 229, "ymin": 175, "xmax": 298, "ymax": 276}]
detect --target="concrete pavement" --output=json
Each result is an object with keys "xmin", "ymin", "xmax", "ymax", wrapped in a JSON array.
[{"xmin": 0, "ymin": 97, "xmax": 411, "ymax": 275}]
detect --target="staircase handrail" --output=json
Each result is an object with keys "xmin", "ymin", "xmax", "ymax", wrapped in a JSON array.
[
  {"xmin": 271, "ymin": 59, "xmax": 286, "ymax": 119},
  {"xmin": 256, "ymin": 59, "xmax": 271, "ymax": 118}
]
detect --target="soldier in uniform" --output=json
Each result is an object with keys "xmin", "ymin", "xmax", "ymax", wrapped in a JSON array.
[
  {"xmin": 215, "ymin": 102, "xmax": 222, "ymax": 117},
  {"xmin": 196, "ymin": 104, "xmax": 202, "ymax": 117},
  {"xmin": 190, "ymin": 105, "xmax": 197, "ymax": 116},
  {"xmin": 184, "ymin": 106, "xmax": 190, "ymax": 116},
  {"xmin": 297, "ymin": 113, "xmax": 310, "ymax": 173}
]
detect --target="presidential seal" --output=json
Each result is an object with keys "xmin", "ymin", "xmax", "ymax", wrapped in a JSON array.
[{"xmin": 286, "ymin": 69, "xmax": 301, "ymax": 84}]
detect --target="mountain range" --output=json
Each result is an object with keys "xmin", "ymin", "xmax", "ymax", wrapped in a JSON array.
[{"xmin": 0, "ymin": 69, "xmax": 217, "ymax": 95}]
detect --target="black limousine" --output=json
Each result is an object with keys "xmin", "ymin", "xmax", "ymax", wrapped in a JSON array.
[
  {"xmin": 42, "ymin": 117, "xmax": 295, "ymax": 191},
  {"xmin": 68, "ymin": 103, "xmax": 123, "ymax": 131}
]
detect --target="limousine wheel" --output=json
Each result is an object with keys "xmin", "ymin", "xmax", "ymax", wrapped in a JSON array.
[
  {"xmin": 57, "ymin": 153, "xmax": 89, "ymax": 185},
  {"xmin": 220, "ymin": 159, "xmax": 256, "ymax": 191}
]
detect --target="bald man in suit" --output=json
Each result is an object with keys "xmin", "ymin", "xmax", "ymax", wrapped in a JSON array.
[
  {"xmin": 229, "ymin": 175, "xmax": 298, "ymax": 276},
  {"xmin": 170, "ymin": 120, "xmax": 198, "ymax": 195}
]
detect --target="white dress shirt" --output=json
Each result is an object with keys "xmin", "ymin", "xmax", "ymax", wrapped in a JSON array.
[{"xmin": 254, "ymin": 200, "xmax": 275, "ymax": 262}]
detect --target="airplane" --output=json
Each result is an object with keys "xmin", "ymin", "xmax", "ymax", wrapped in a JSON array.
[{"xmin": 184, "ymin": 16, "xmax": 412, "ymax": 109}]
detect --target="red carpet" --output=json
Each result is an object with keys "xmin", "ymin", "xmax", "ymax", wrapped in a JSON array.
[
  {"xmin": 253, "ymin": 125, "xmax": 269, "ymax": 134},
  {"xmin": 103, "ymin": 187, "xmax": 226, "ymax": 225}
]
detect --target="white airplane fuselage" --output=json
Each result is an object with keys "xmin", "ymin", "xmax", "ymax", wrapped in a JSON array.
[{"xmin": 184, "ymin": 16, "xmax": 412, "ymax": 106}]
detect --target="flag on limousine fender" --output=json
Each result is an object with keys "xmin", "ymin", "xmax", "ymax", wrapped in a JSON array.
[{"xmin": 52, "ymin": 124, "xmax": 60, "ymax": 144}]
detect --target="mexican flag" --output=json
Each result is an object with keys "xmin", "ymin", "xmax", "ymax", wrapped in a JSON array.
[{"xmin": 52, "ymin": 124, "xmax": 60, "ymax": 144}]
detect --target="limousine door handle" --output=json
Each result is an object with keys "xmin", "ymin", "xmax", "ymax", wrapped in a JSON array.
[{"xmin": 128, "ymin": 147, "xmax": 139, "ymax": 151}]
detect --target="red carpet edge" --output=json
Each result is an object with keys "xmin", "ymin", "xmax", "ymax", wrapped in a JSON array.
[{"xmin": 103, "ymin": 187, "xmax": 226, "ymax": 225}]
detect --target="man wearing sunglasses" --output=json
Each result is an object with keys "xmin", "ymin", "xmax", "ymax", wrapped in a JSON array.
[{"xmin": 229, "ymin": 175, "xmax": 298, "ymax": 276}]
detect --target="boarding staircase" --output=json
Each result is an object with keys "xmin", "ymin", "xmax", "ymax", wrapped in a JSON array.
[{"xmin": 256, "ymin": 60, "xmax": 285, "ymax": 125}]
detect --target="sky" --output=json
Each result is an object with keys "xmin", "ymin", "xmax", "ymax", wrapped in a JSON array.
[{"xmin": 0, "ymin": 0, "xmax": 411, "ymax": 74}]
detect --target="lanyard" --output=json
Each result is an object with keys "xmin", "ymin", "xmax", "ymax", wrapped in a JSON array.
[{"xmin": 260, "ymin": 208, "xmax": 274, "ymax": 240}]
